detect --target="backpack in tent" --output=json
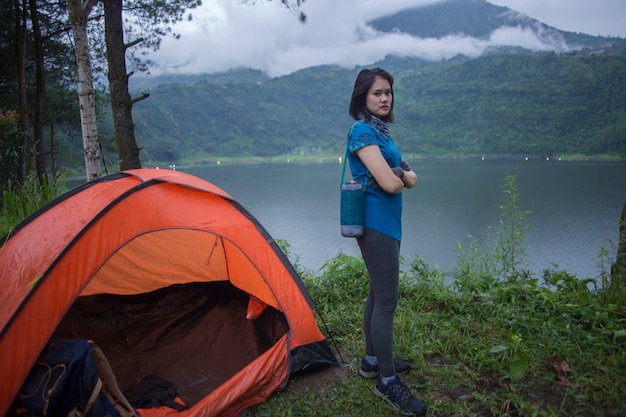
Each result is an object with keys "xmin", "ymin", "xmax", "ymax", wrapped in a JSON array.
[
  {"xmin": 0, "ymin": 169, "xmax": 338, "ymax": 417},
  {"xmin": 14, "ymin": 338, "xmax": 136, "ymax": 417}
]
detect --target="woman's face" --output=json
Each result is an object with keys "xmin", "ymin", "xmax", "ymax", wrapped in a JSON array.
[{"xmin": 365, "ymin": 76, "xmax": 392, "ymax": 119}]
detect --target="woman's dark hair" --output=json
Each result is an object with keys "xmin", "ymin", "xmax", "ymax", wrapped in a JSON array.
[{"xmin": 348, "ymin": 67, "xmax": 395, "ymax": 123}]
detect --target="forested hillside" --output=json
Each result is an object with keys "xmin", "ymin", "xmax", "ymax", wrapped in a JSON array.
[
  {"xmin": 396, "ymin": 51, "xmax": 626, "ymax": 157},
  {"xmin": 130, "ymin": 50, "xmax": 626, "ymax": 162}
]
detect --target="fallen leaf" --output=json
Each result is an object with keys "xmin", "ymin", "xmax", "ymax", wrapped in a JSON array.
[{"xmin": 546, "ymin": 355, "xmax": 576, "ymax": 387}]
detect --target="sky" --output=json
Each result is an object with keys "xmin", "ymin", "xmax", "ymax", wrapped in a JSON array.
[{"xmin": 145, "ymin": 0, "xmax": 626, "ymax": 78}]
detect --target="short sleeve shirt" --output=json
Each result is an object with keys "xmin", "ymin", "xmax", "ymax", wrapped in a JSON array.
[{"xmin": 346, "ymin": 121, "xmax": 403, "ymax": 241}]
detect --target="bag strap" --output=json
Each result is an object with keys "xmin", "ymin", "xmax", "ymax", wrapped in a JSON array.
[
  {"xmin": 340, "ymin": 147, "xmax": 349, "ymax": 185},
  {"xmin": 68, "ymin": 378, "xmax": 102, "ymax": 417},
  {"xmin": 88, "ymin": 341, "xmax": 138, "ymax": 417},
  {"xmin": 340, "ymin": 124, "xmax": 355, "ymax": 185},
  {"xmin": 341, "ymin": 122, "xmax": 368, "ymax": 187}
]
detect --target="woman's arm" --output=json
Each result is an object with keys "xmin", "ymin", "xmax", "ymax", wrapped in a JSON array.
[
  {"xmin": 356, "ymin": 145, "xmax": 405, "ymax": 194},
  {"xmin": 401, "ymin": 162, "xmax": 418, "ymax": 189}
]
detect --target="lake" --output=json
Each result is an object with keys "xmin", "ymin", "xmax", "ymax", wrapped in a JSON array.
[{"xmin": 181, "ymin": 159, "xmax": 626, "ymax": 281}]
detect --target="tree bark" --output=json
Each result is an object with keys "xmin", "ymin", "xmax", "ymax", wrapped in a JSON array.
[
  {"xmin": 611, "ymin": 202, "xmax": 626, "ymax": 281},
  {"xmin": 13, "ymin": 0, "xmax": 30, "ymax": 183},
  {"xmin": 28, "ymin": 0, "xmax": 48, "ymax": 184},
  {"xmin": 68, "ymin": 0, "xmax": 101, "ymax": 181},
  {"xmin": 104, "ymin": 0, "xmax": 141, "ymax": 170}
]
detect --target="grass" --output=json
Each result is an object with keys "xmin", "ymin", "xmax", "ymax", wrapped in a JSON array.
[
  {"xmin": 0, "ymin": 172, "xmax": 67, "ymax": 237},
  {"xmin": 265, "ymin": 177, "xmax": 626, "ymax": 417},
  {"xmin": 256, "ymin": 256, "xmax": 626, "ymax": 416}
]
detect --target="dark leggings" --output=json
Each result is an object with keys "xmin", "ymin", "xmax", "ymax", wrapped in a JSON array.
[{"xmin": 357, "ymin": 228, "xmax": 400, "ymax": 378}]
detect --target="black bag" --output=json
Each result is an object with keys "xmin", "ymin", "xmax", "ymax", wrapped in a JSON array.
[{"xmin": 125, "ymin": 375, "xmax": 186, "ymax": 411}]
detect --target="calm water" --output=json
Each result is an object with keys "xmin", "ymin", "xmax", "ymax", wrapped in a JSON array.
[{"xmin": 182, "ymin": 160, "xmax": 626, "ymax": 280}]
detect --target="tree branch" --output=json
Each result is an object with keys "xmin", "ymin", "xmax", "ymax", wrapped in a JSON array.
[
  {"xmin": 82, "ymin": 0, "xmax": 99, "ymax": 17},
  {"xmin": 125, "ymin": 37, "xmax": 144, "ymax": 50},
  {"xmin": 131, "ymin": 92, "xmax": 150, "ymax": 105},
  {"xmin": 238, "ymin": 0, "xmax": 307, "ymax": 23}
]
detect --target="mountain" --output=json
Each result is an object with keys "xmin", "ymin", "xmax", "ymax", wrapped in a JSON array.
[
  {"xmin": 122, "ymin": 0, "xmax": 626, "ymax": 164},
  {"xmin": 131, "ymin": 0, "xmax": 625, "ymax": 92},
  {"xmin": 368, "ymin": 0, "xmax": 625, "ymax": 51},
  {"xmin": 371, "ymin": 0, "xmax": 528, "ymax": 39}
]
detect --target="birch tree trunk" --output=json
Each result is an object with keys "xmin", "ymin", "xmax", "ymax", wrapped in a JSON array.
[{"xmin": 68, "ymin": 0, "xmax": 101, "ymax": 181}]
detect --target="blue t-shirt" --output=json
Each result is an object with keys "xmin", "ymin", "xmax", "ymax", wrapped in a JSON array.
[{"xmin": 347, "ymin": 121, "xmax": 403, "ymax": 241}]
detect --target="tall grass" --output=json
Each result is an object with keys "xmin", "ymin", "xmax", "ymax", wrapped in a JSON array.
[
  {"xmin": 0, "ymin": 172, "xmax": 66, "ymax": 236},
  {"xmin": 595, "ymin": 213, "xmax": 626, "ymax": 307},
  {"xmin": 455, "ymin": 175, "xmax": 532, "ymax": 293}
]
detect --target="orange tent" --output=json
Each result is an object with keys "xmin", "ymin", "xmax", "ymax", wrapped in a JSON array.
[{"xmin": 0, "ymin": 169, "xmax": 337, "ymax": 417}]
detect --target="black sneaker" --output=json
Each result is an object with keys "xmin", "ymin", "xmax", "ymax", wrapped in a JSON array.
[
  {"xmin": 359, "ymin": 358, "xmax": 410, "ymax": 378},
  {"xmin": 374, "ymin": 376, "xmax": 427, "ymax": 417}
]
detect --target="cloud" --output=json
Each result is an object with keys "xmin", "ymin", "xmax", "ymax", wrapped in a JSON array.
[{"xmin": 145, "ymin": 0, "xmax": 625, "ymax": 78}]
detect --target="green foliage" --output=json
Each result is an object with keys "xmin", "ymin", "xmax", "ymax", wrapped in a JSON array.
[
  {"xmin": 0, "ymin": 110, "xmax": 22, "ymax": 187},
  {"xmin": 595, "ymin": 217, "xmax": 626, "ymax": 306},
  {"xmin": 407, "ymin": 255, "xmax": 447, "ymax": 288},
  {"xmin": 315, "ymin": 253, "xmax": 369, "ymax": 304},
  {"xmin": 489, "ymin": 333, "xmax": 530, "ymax": 382},
  {"xmin": 455, "ymin": 231, "xmax": 498, "ymax": 293},
  {"xmin": 1, "ymin": 172, "xmax": 66, "ymax": 236},
  {"xmin": 495, "ymin": 176, "xmax": 532, "ymax": 281},
  {"xmin": 455, "ymin": 175, "xmax": 531, "ymax": 292},
  {"xmin": 276, "ymin": 238, "xmax": 313, "ymax": 279},
  {"xmin": 260, "ymin": 244, "xmax": 626, "ymax": 416},
  {"xmin": 303, "ymin": 254, "xmax": 368, "ymax": 352},
  {"xmin": 260, "ymin": 246, "xmax": 626, "ymax": 416},
  {"xmin": 397, "ymin": 52, "xmax": 626, "ymax": 159}
]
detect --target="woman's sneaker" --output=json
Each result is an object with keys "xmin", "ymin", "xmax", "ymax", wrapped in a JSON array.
[
  {"xmin": 359, "ymin": 358, "xmax": 410, "ymax": 378},
  {"xmin": 374, "ymin": 375, "xmax": 427, "ymax": 417}
]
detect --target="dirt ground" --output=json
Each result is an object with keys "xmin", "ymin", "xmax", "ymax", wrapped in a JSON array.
[{"xmin": 280, "ymin": 348, "xmax": 353, "ymax": 398}]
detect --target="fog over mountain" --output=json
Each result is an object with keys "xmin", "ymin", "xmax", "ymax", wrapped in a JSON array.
[{"xmin": 144, "ymin": 0, "xmax": 625, "ymax": 78}]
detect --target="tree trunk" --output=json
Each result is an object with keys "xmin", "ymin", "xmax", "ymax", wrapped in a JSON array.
[
  {"xmin": 28, "ymin": 0, "xmax": 48, "ymax": 184},
  {"xmin": 49, "ymin": 123, "xmax": 57, "ymax": 179},
  {"xmin": 68, "ymin": 0, "xmax": 101, "ymax": 181},
  {"xmin": 13, "ymin": 0, "xmax": 30, "ymax": 183},
  {"xmin": 611, "ymin": 202, "xmax": 626, "ymax": 281},
  {"xmin": 104, "ymin": 0, "xmax": 141, "ymax": 170}
]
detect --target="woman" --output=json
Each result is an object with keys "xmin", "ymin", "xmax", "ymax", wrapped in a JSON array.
[{"xmin": 346, "ymin": 68, "xmax": 426, "ymax": 417}]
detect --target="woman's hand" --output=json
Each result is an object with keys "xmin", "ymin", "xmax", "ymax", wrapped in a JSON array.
[{"xmin": 401, "ymin": 167, "xmax": 418, "ymax": 189}]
